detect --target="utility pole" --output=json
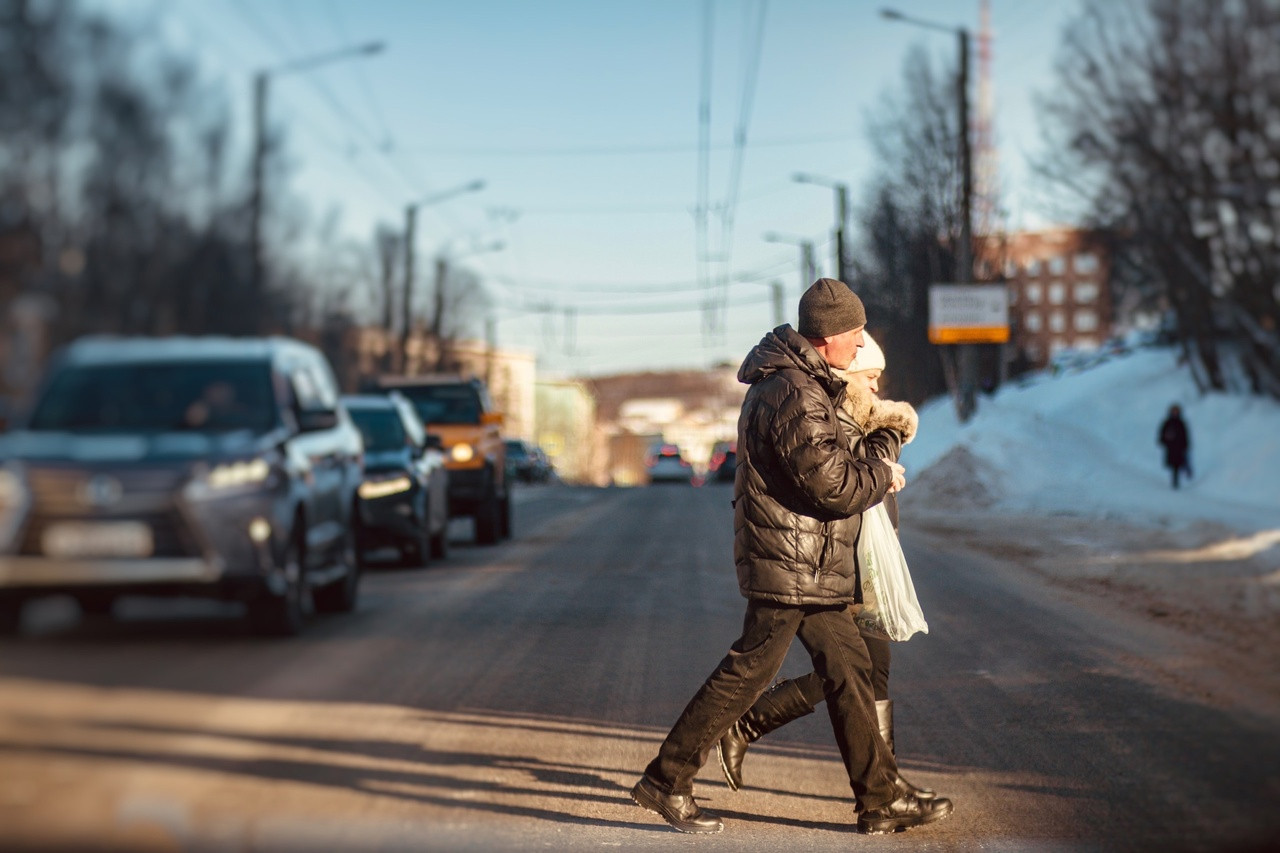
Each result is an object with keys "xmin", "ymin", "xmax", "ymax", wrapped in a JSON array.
[
  {"xmin": 247, "ymin": 41, "xmax": 384, "ymax": 333},
  {"xmin": 248, "ymin": 72, "xmax": 268, "ymax": 330},
  {"xmin": 835, "ymin": 183, "xmax": 849, "ymax": 283},
  {"xmin": 881, "ymin": 8, "xmax": 978, "ymax": 421},
  {"xmin": 793, "ymin": 173, "xmax": 850, "ymax": 283},
  {"xmin": 431, "ymin": 255, "xmax": 448, "ymax": 371},
  {"xmin": 956, "ymin": 26, "xmax": 978, "ymax": 422},
  {"xmin": 770, "ymin": 280, "xmax": 785, "ymax": 326},
  {"xmin": 394, "ymin": 179, "xmax": 487, "ymax": 375},
  {"xmin": 399, "ymin": 204, "xmax": 418, "ymax": 373},
  {"xmin": 765, "ymin": 231, "xmax": 819, "ymax": 300}
]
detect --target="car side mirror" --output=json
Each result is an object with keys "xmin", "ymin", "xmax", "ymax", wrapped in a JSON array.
[
  {"xmin": 481, "ymin": 412, "xmax": 504, "ymax": 426},
  {"xmin": 424, "ymin": 433, "xmax": 444, "ymax": 451},
  {"xmin": 297, "ymin": 408, "xmax": 338, "ymax": 432}
]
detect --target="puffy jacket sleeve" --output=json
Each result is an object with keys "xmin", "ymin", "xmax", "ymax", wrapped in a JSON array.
[{"xmin": 771, "ymin": 376, "xmax": 894, "ymax": 519}]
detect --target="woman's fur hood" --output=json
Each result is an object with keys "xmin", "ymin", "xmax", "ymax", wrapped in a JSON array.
[
  {"xmin": 866, "ymin": 397, "xmax": 918, "ymax": 444},
  {"xmin": 839, "ymin": 380, "xmax": 918, "ymax": 444}
]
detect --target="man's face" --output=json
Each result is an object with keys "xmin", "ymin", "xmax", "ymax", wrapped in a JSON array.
[
  {"xmin": 847, "ymin": 368, "xmax": 881, "ymax": 396},
  {"xmin": 825, "ymin": 326, "xmax": 866, "ymax": 370}
]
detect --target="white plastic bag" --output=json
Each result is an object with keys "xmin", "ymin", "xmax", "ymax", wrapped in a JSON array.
[{"xmin": 858, "ymin": 502, "xmax": 928, "ymax": 642}]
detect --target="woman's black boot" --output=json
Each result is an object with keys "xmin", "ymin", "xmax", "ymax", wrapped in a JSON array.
[
  {"xmin": 877, "ymin": 699, "xmax": 935, "ymax": 800},
  {"xmin": 716, "ymin": 679, "xmax": 816, "ymax": 791}
]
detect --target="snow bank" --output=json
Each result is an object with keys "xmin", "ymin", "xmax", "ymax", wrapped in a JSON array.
[{"xmin": 901, "ymin": 347, "xmax": 1280, "ymax": 533}]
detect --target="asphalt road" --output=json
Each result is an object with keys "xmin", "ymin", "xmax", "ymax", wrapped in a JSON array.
[{"xmin": 0, "ymin": 483, "xmax": 1276, "ymax": 852}]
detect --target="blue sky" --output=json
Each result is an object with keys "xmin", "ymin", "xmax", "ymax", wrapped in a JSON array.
[{"xmin": 98, "ymin": 0, "xmax": 1081, "ymax": 377}]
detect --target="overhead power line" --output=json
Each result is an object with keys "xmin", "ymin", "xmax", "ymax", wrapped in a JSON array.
[{"xmin": 395, "ymin": 132, "xmax": 859, "ymax": 157}]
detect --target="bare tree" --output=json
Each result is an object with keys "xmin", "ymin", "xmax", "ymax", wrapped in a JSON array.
[{"xmin": 1038, "ymin": 0, "xmax": 1280, "ymax": 397}]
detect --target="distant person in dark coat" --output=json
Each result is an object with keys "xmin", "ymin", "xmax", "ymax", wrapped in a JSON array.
[{"xmin": 1158, "ymin": 404, "xmax": 1191, "ymax": 489}]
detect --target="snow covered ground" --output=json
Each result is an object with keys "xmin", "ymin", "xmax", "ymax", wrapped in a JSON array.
[
  {"xmin": 903, "ymin": 346, "xmax": 1279, "ymax": 533},
  {"xmin": 896, "ymin": 345, "xmax": 1280, "ymax": 714}
]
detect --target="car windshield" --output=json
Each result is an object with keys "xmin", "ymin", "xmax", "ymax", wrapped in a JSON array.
[
  {"xmin": 398, "ymin": 385, "xmax": 480, "ymax": 425},
  {"xmin": 504, "ymin": 440, "xmax": 529, "ymax": 460},
  {"xmin": 349, "ymin": 408, "xmax": 406, "ymax": 452},
  {"xmin": 27, "ymin": 361, "xmax": 276, "ymax": 434}
]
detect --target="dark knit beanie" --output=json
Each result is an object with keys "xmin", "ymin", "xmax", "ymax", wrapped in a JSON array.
[{"xmin": 797, "ymin": 278, "xmax": 866, "ymax": 338}]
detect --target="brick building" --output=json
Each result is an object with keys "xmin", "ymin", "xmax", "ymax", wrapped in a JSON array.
[{"xmin": 984, "ymin": 228, "xmax": 1113, "ymax": 369}]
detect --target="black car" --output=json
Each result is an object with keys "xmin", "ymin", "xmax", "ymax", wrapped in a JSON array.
[
  {"xmin": 344, "ymin": 394, "xmax": 449, "ymax": 566},
  {"xmin": 504, "ymin": 438, "xmax": 552, "ymax": 484},
  {"xmin": 373, "ymin": 375, "xmax": 511, "ymax": 545},
  {"xmin": 0, "ymin": 336, "xmax": 365, "ymax": 636}
]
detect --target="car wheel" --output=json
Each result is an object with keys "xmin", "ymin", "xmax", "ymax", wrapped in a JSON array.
[
  {"xmin": 429, "ymin": 517, "xmax": 449, "ymax": 560},
  {"xmin": 474, "ymin": 483, "xmax": 501, "ymax": 546},
  {"xmin": 500, "ymin": 491, "xmax": 513, "ymax": 539},
  {"xmin": 76, "ymin": 592, "xmax": 116, "ymax": 617},
  {"xmin": 0, "ymin": 593, "xmax": 23, "ymax": 637},
  {"xmin": 315, "ymin": 524, "xmax": 362, "ymax": 612},
  {"xmin": 398, "ymin": 526, "xmax": 431, "ymax": 569},
  {"xmin": 249, "ymin": 532, "xmax": 308, "ymax": 636}
]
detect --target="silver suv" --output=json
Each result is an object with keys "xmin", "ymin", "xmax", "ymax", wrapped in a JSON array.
[{"xmin": 0, "ymin": 336, "xmax": 365, "ymax": 636}]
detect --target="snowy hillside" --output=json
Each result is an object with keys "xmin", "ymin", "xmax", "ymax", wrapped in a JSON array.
[{"xmin": 900, "ymin": 347, "xmax": 1280, "ymax": 534}]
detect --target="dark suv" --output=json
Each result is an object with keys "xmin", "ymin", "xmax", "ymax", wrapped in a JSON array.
[{"xmin": 0, "ymin": 336, "xmax": 365, "ymax": 636}]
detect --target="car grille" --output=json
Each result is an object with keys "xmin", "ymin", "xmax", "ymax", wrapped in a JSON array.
[{"xmin": 18, "ymin": 466, "xmax": 202, "ymax": 558}]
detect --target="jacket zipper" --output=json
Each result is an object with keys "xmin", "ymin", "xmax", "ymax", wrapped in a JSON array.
[{"xmin": 814, "ymin": 520, "xmax": 828, "ymax": 582}]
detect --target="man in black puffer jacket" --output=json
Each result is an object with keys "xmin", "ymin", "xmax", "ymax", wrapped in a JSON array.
[{"xmin": 632, "ymin": 279, "xmax": 953, "ymax": 836}]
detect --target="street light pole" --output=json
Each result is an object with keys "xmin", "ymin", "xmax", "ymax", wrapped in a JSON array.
[
  {"xmin": 764, "ymin": 231, "xmax": 818, "ymax": 301},
  {"xmin": 793, "ymin": 173, "xmax": 850, "ymax": 283},
  {"xmin": 248, "ymin": 41, "xmax": 384, "ymax": 333},
  {"xmin": 398, "ymin": 180, "xmax": 487, "ymax": 374},
  {"xmin": 430, "ymin": 239, "xmax": 505, "ymax": 372},
  {"xmin": 881, "ymin": 7, "xmax": 977, "ymax": 419}
]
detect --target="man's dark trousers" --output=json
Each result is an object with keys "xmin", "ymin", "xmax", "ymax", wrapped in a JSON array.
[{"xmin": 643, "ymin": 599, "xmax": 900, "ymax": 810}]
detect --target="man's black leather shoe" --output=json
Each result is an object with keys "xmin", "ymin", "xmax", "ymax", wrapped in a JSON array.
[
  {"xmin": 857, "ymin": 792, "xmax": 953, "ymax": 834},
  {"xmin": 631, "ymin": 777, "xmax": 724, "ymax": 834}
]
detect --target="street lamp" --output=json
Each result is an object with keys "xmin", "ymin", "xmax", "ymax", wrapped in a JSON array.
[
  {"xmin": 764, "ymin": 231, "xmax": 818, "ymax": 300},
  {"xmin": 400, "ymin": 180, "xmax": 487, "ymax": 371},
  {"xmin": 248, "ymin": 41, "xmax": 385, "ymax": 327},
  {"xmin": 793, "ymin": 173, "xmax": 850, "ymax": 283},
  {"xmin": 881, "ymin": 6, "xmax": 977, "ymax": 419},
  {"xmin": 430, "ymin": 238, "xmax": 505, "ymax": 373}
]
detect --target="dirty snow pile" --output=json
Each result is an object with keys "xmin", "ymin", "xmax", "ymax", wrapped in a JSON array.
[{"xmin": 900, "ymin": 346, "xmax": 1280, "ymax": 535}]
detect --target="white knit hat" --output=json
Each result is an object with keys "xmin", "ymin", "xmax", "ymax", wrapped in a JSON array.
[{"xmin": 847, "ymin": 331, "xmax": 885, "ymax": 373}]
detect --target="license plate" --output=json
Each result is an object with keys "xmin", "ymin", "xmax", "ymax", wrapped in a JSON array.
[{"xmin": 41, "ymin": 521, "xmax": 155, "ymax": 558}]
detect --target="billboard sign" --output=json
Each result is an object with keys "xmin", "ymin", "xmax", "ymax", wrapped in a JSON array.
[{"xmin": 928, "ymin": 284, "xmax": 1010, "ymax": 344}]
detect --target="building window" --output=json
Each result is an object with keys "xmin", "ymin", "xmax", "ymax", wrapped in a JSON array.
[
  {"xmin": 1050, "ymin": 311, "xmax": 1066, "ymax": 333},
  {"xmin": 1024, "ymin": 343, "xmax": 1041, "ymax": 362},
  {"xmin": 1025, "ymin": 312, "xmax": 1042, "ymax": 332},
  {"xmin": 1005, "ymin": 258, "xmax": 1018, "ymax": 278},
  {"xmin": 1075, "ymin": 310, "xmax": 1098, "ymax": 332},
  {"xmin": 1025, "ymin": 282, "xmax": 1042, "ymax": 304},
  {"xmin": 1026, "ymin": 258, "xmax": 1042, "ymax": 276},
  {"xmin": 1074, "ymin": 282, "xmax": 1099, "ymax": 303},
  {"xmin": 1074, "ymin": 252, "xmax": 1099, "ymax": 274},
  {"xmin": 1008, "ymin": 285, "xmax": 1019, "ymax": 306},
  {"xmin": 1049, "ymin": 256, "xmax": 1066, "ymax": 275},
  {"xmin": 1048, "ymin": 282, "xmax": 1066, "ymax": 305},
  {"xmin": 1074, "ymin": 335, "xmax": 1098, "ymax": 349}
]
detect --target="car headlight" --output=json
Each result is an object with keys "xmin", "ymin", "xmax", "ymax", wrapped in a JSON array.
[
  {"xmin": 0, "ymin": 465, "xmax": 29, "ymax": 544},
  {"xmin": 0, "ymin": 468, "xmax": 25, "ymax": 506},
  {"xmin": 450, "ymin": 443, "xmax": 475, "ymax": 463},
  {"xmin": 358, "ymin": 475, "xmax": 413, "ymax": 500},
  {"xmin": 206, "ymin": 458, "xmax": 272, "ymax": 490}
]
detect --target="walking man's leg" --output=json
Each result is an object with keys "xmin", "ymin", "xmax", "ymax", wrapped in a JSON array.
[{"xmin": 634, "ymin": 600, "xmax": 800, "ymax": 833}]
